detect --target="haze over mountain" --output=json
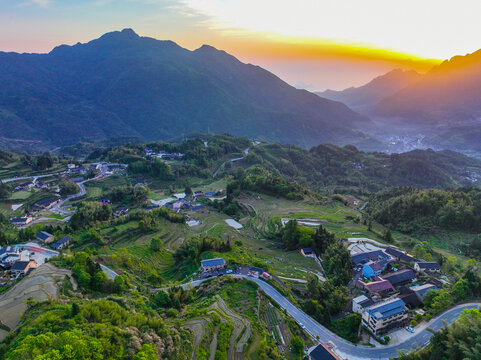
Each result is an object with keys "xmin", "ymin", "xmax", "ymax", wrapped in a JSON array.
[
  {"xmin": 317, "ymin": 69, "xmax": 421, "ymax": 114},
  {"xmin": 375, "ymin": 49, "xmax": 481, "ymax": 124},
  {"xmin": 0, "ymin": 29, "xmax": 376, "ymax": 150}
]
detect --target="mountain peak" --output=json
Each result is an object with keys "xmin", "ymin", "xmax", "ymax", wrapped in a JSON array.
[{"xmin": 100, "ymin": 28, "xmax": 140, "ymax": 41}]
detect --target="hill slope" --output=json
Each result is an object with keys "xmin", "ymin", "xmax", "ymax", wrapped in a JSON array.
[
  {"xmin": 0, "ymin": 29, "xmax": 372, "ymax": 149},
  {"xmin": 243, "ymin": 142, "xmax": 481, "ymax": 193},
  {"xmin": 317, "ymin": 69, "xmax": 421, "ymax": 114}
]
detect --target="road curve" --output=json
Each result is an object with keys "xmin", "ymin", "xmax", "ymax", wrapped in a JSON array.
[{"xmin": 177, "ymin": 274, "xmax": 480, "ymax": 359}]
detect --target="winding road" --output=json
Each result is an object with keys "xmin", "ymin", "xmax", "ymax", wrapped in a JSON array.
[{"xmin": 177, "ymin": 274, "xmax": 480, "ymax": 359}]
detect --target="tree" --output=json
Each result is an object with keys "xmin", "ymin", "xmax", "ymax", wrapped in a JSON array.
[
  {"xmin": 281, "ymin": 220, "xmax": 300, "ymax": 250},
  {"xmin": 290, "ymin": 336, "xmax": 304, "ymax": 355},
  {"xmin": 383, "ymin": 229, "xmax": 393, "ymax": 243},
  {"xmin": 184, "ymin": 185, "xmax": 192, "ymax": 196},
  {"xmin": 59, "ymin": 181, "xmax": 79, "ymax": 196},
  {"xmin": 452, "ymin": 278, "xmax": 470, "ymax": 302},
  {"xmin": 150, "ymin": 237, "xmax": 162, "ymax": 252},
  {"xmin": 0, "ymin": 182, "xmax": 10, "ymax": 199},
  {"xmin": 413, "ymin": 243, "xmax": 427, "ymax": 259},
  {"xmin": 312, "ymin": 225, "xmax": 336, "ymax": 254}
]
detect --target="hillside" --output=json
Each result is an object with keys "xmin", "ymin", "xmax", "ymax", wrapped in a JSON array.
[
  {"xmin": 317, "ymin": 69, "xmax": 421, "ymax": 114},
  {"xmin": 375, "ymin": 49, "xmax": 481, "ymax": 124},
  {"xmin": 0, "ymin": 29, "xmax": 374, "ymax": 150},
  {"xmin": 243, "ymin": 142, "xmax": 481, "ymax": 193}
]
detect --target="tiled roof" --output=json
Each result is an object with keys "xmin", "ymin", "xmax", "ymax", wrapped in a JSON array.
[
  {"xmin": 352, "ymin": 250, "xmax": 389, "ymax": 265},
  {"xmin": 416, "ymin": 262, "xmax": 441, "ymax": 270},
  {"xmin": 365, "ymin": 279, "xmax": 394, "ymax": 292},
  {"xmin": 201, "ymin": 258, "xmax": 226, "ymax": 267},
  {"xmin": 51, "ymin": 236, "xmax": 71, "ymax": 249},
  {"xmin": 10, "ymin": 261, "xmax": 32, "ymax": 271},
  {"xmin": 37, "ymin": 231, "xmax": 54, "ymax": 241},
  {"xmin": 309, "ymin": 344, "xmax": 341, "ymax": 360},
  {"xmin": 366, "ymin": 298, "xmax": 406, "ymax": 320},
  {"xmin": 383, "ymin": 269, "xmax": 416, "ymax": 286},
  {"xmin": 385, "ymin": 247, "xmax": 418, "ymax": 262},
  {"xmin": 411, "ymin": 283, "xmax": 438, "ymax": 298}
]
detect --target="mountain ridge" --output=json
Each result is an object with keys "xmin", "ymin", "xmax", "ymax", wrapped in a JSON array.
[{"xmin": 0, "ymin": 29, "xmax": 374, "ymax": 150}]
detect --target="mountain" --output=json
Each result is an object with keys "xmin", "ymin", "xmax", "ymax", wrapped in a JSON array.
[
  {"xmin": 0, "ymin": 29, "xmax": 374, "ymax": 150},
  {"xmin": 316, "ymin": 69, "xmax": 421, "ymax": 114},
  {"xmin": 375, "ymin": 49, "xmax": 481, "ymax": 124}
]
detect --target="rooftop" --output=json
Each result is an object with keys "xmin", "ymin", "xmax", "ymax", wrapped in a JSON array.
[
  {"xmin": 416, "ymin": 262, "xmax": 441, "ymax": 270},
  {"xmin": 37, "ymin": 231, "xmax": 54, "ymax": 241},
  {"xmin": 352, "ymin": 250, "xmax": 389, "ymax": 266},
  {"xmin": 201, "ymin": 258, "xmax": 226, "ymax": 268},
  {"xmin": 309, "ymin": 343, "xmax": 342, "ymax": 360},
  {"xmin": 10, "ymin": 260, "xmax": 35, "ymax": 272},
  {"xmin": 382, "ymin": 269, "xmax": 416, "ymax": 286},
  {"xmin": 410, "ymin": 283, "xmax": 438, "ymax": 298},
  {"xmin": 366, "ymin": 297, "xmax": 406, "ymax": 320}
]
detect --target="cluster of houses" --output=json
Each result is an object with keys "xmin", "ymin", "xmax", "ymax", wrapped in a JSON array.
[
  {"xmin": 350, "ymin": 246, "xmax": 442, "ymax": 335},
  {"xmin": 0, "ymin": 246, "xmax": 37, "ymax": 285},
  {"xmin": 13, "ymin": 180, "xmax": 49, "ymax": 192},
  {"xmin": 36, "ymin": 231, "xmax": 72, "ymax": 250},
  {"xmin": 145, "ymin": 149, "xmax": 185, "ymax": 162},
  {"xmin": 10, "ymin": 197, "xmax": 63, "ymax": 227}
]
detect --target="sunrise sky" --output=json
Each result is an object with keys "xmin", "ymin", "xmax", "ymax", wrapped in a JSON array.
[{"xmin": 2, "ymin": 0, "xmax": 480, "ymax": 90}]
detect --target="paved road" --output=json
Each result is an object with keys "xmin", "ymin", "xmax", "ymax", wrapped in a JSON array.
[
  {"xmin": 169, "ymin": 274, "xmax": 479, "ymax": 359},
  {"xmin": 1, "ymin": 173, "xmax": 55, "ymax": 183}
]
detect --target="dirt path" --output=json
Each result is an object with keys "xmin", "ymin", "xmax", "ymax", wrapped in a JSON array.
[{"xmin": 209, "ymin": 326, "xmax": 219, "ymax": 360}]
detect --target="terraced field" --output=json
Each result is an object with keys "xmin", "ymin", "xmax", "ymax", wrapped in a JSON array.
[
  {"xmin": 184, "ymin": 295, "xmax": 251, "ymax": 360},
  {"xmin": 0, "ymin": 264, "xmax": 76, "ymax": 341}
]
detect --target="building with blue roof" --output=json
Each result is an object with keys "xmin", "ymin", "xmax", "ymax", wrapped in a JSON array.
[
  {"xmin": 352, "ymin": 250, "xmax": 390, "ymax": 267},
  {"xmin": 201, "ymin": 258, "xmax": 226, "ymax": 273},
  {"xmin": 51, "ymin": 236, "xmax": 72, "ymax": 250},
  {"xmin": 362, "ymin": 297, "xmax": 408, "ymax": 335}
]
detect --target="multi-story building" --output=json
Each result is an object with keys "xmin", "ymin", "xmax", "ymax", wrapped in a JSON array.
[{"xmin": 362, "ymin": 297, "xmax": 408, "ymax": 335}]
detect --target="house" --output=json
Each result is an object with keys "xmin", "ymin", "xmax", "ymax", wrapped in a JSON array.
[
  {"xmin": 414, "ymin": 262, "xmax": 441, "ymax": 274},
  {"xmin": 308, "ymin": 343, "xmax": 343, "ymax": 360},
  {"xmin": 14, "ymin": 181, "xmax": 34, "ymax": 192},
  {"xmin": 193, "ymin": 190, "xmax": 204, "ymax": 200},
  {"xmin": 10, "ymin": 260, "xmax": 37, "ymax": 276},
  {"xmin": 352, "ymin": 295, "xmax": 375, "ymax": 314},
  {"xmin": 301, "ymin": 248, "xmax": 315, "ymax": 257},
  {"xmin": 362, "ymin": 297, "xmax": 408, "ymax": 335},
  {"xmin": 172, "ymin": 199, "xmax": 191, "ymax": 211},
  {"xmin": 33, "ymin": 197, "xmax": 61, "ymax": 210},
  {"xmin": 385, "ymin": 247, "xmax": 418, "ymax": 263},
  {"xmin": 35, "ymin": 181, "xmax": 49, "ymax": 189},
  {"xmin": 51, "ymin": 236, "xmax": 72, "ymax": 250},
  {"xmin": 36, "ymin": 231, "xmax": 55, "ymax": 243},
  {"xmin": 10, "ymin": 215, "xmax": 33, "ymax": 226},
  {"xmin": 410, "ymin": 283, "xmax": 438, "ymax": 301},
  {"xmin": 357, "ymin": 276, "xmax": 394, "ymax": 297},
  {"xmin": 113, "ymin": 206, "xmax": 129, "ymax": 218},
  {"xmin": 351, "ymin": 250, "xmax": 390, "ymax": 267},
  {"xmin": 382, "ymin": 269, "xmax": 416, "ymax": 287},
  {"xmin": 200, "ymin": 258, "xmax": 226, "ymax": 273},
  {"xmin": 362, "ymin": 259, "xmax": 388, "ymax": 277}
]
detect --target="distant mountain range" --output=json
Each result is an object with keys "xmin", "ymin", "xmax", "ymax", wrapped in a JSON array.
[
  {"xmin": 317, "ymin": 69, "xmax": 421, "ymax": 114},
  {"xmin": 319, "ymin": 49, "xmax": 481, "ymax": 155},
  {"xmin": 0, "ymin": 29, "xmax": 376, "ymax": 150}
]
